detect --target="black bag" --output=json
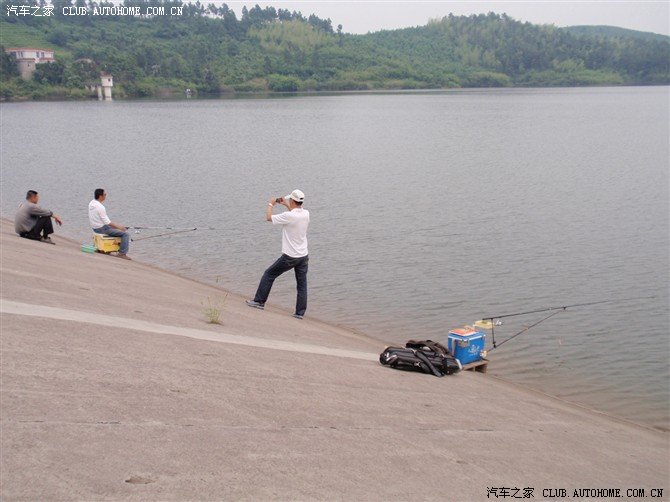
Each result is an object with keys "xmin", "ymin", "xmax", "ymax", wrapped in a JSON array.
[{"xmin": 379, "ymin": 339, "xmax": 462, "ymax": 377}]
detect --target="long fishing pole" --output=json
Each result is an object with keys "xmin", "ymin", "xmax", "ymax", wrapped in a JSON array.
[
  {"xmin": 131, "ymin": 228, "xmax": 197, "ymax": 241},
  {"xmin": 483, "ymin": 295, "xmax": 657, "ymax": 322},
  {"xmin": 128, "ymin": 226, "xmax": 216, "ymax": 231},
  {"xmin": 483, "ymin": 295, "xmax": 656, "ymax": 350},
  {"xmin": 127, "ymin": 225, "xmax": 217, "ymax": 242},
  {"xmin": 488, "ymin": 310, "xmax": 564, "ymax": 351}
]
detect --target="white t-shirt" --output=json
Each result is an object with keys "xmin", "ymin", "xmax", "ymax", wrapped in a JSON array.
[
  {"xmin": 88, "ymin": 199, "xmax": 111, "ymax": 229},
  {"xmin": 271, "ymin": 208, "xmax": 309, "ymax": 258}
]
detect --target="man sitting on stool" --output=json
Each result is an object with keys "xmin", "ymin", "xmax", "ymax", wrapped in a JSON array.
[
  {"xmin": 89, "ymin": 188, "xmax": 131, "ymax": 260},
  {"xmin": 14, "ymin": 190, "xmax": 63, "ymax": 244}
]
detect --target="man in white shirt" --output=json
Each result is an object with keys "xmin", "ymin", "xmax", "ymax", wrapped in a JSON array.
[
  {"xmin": 246, "ymin": 189, "xmax": 310, "ymax": 319},
  {"xmin": 88, "ymin": 188, "xmax": 131, "ymax": 260}
]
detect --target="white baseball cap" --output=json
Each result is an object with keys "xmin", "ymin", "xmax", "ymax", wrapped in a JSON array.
[{"xmin": 285, "ymin": 189, "xmax": 305, "ymax": 202}]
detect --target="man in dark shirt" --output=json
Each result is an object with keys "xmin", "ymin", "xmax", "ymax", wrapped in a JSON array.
[{"xmin": 14, "ymin": 190, "xmax": 63, "ymax": 244}]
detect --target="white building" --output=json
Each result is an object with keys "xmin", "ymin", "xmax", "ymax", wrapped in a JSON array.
[
  {"xmin": 5, "ymin": 47, "xmax": 56, "ymax": 80},
  {"xmin": 100, "ymin": 73, "xmax": 113, "ymax": 100}
]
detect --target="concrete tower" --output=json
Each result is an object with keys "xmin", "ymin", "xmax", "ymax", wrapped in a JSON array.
[{"xmin": 100, "ymin": 73, "xmax": 113, "ymax": 100}]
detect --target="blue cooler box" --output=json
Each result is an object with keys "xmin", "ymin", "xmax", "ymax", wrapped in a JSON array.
[{"xmin": 447, "ymin": 328, "xmax": 486, "ymax": 365}]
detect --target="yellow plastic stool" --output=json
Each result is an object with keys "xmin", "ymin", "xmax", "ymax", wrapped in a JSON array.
[{"xmin": 93, "ymin": 234, "xmax": 121, "ymax": 253}]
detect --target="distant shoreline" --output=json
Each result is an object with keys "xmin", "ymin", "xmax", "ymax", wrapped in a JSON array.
[
  {"xmin": 3, "ymin": 12, "xmax": 668, "ymax": 101},
  {"xmin": 2, "ymin": 83, "xmax": 668, "ymax": 103}
]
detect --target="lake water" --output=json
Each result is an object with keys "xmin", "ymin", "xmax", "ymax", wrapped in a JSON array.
[{"xmin": 1, "ymin": 87, "xmax": 668, "ymax": 430}]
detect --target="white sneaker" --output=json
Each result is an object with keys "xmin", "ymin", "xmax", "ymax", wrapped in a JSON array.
[{"xmin": 245, "ymin": 300, "xmax": 264, "ymax": 310}]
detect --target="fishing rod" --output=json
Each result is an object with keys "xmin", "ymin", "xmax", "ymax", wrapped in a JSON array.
[
  {"xmin": 130, "ymin": 227, "xmax": 198, "ymax": 241},
  {"xmin": 488, "ymin": 310, "xmax": 564, "ymax": 351},
  {"xmin": 127, "ymin": 225, "xmax": 219, "ymax": 242},
  {"xmin": 484, "ymin": 295, "xmax": 657, "ymax": 321},
  {"xmin": 128, "ymin": 226, "xmax": 216, "ymax": 231},
  {"xmin": 483, "ymin": 295, "xmax": 656, "ymax": 351}
]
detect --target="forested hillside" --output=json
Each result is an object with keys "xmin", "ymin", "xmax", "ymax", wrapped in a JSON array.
[
  {"xmin": 1, "ymin": 3, "xmax": 668, "ymax": 100},
  {"xmin": 565, "ymin": 25, "xmax": 670, "ymax": 43}
]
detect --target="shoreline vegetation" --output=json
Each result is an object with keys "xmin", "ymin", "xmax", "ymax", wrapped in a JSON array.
[{"xmin": 1, "ymin": 4, "xmax": 669, "ymax": 101}]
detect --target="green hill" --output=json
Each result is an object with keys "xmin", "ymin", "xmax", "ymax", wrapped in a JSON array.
[
  {"xmin": 565, "ymin": 25, "xmax": 669, "ymax": 43},
  {"xmin": 1, "ymin": 5, "xmax": 668, "ymax": 100}
]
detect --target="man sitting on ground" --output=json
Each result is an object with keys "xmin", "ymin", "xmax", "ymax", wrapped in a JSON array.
[
  {"xmin": 88, "ymin": 188, "xmax": 131, "ymax": 260},
  {"xmin": 14, "ymin": 190, "xmax": 63, "ymax": 244}
]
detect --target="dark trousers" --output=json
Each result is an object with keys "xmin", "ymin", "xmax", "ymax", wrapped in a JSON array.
[
  {"xmin": 20, "ymin": 216, "xmax": 53, "ymax": 240},
  {"xmin": 254, "ymin": 254, "xmax": 309, "ymax": 316}
]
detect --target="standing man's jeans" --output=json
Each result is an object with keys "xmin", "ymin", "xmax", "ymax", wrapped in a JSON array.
[
  {"xmin": 20, "ymin": 216, "xmax": 53, "ymax": 240},
  {"xmin": 254, "ymin": 254, "xmax": 309, "ymax": 316},
  {"xmin": 93, "ymin": 225, "xmax": 130, "ymax": 254}
]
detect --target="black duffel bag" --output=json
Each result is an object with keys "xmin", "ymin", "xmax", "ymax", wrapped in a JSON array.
[{"xmin": 379, "ymin": 339, "xmax": 462, "ymax": 377}]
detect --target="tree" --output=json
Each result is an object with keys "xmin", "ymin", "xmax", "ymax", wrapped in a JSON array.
[
  {"xmin": 0, "ymin": 47, "xmax": 19, "ymax": 80},
  {"xmin": 47, "ymin": 28, "xmax": 70, "ymax": 46},
  {"xmin": 277, "ymin": 8, "xmax": 291, "ymax": 21},
  {"xmin": 51, "ymin": 0, "xmax": 73, "ymax": 15},
  {"xmin": 33, "ymin": 60, "xmax": 66, "ymax": 85},
  {"xmin": 267, "ymin": 73, "xmax": 299, "ymax": 91}
]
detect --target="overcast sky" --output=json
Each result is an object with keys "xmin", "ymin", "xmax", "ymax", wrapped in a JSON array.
[{"xmin": 225, "ymin": 1, "xmax": 669, "ymax": 36}]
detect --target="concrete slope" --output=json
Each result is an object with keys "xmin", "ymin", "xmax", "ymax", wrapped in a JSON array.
[{"xmin": 1, "ymin": 220, "xmax": 668, "ymax": 501}]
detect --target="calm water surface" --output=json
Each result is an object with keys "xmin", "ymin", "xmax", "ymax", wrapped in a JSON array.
[{"xmin": 2, "ymin": 88, "xmax": 668, "ymax": 430}]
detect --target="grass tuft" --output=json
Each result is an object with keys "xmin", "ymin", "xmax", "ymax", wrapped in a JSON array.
[{"xmin": 202, "ymin": 293, "xmax": 228, "ymax": 325}]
